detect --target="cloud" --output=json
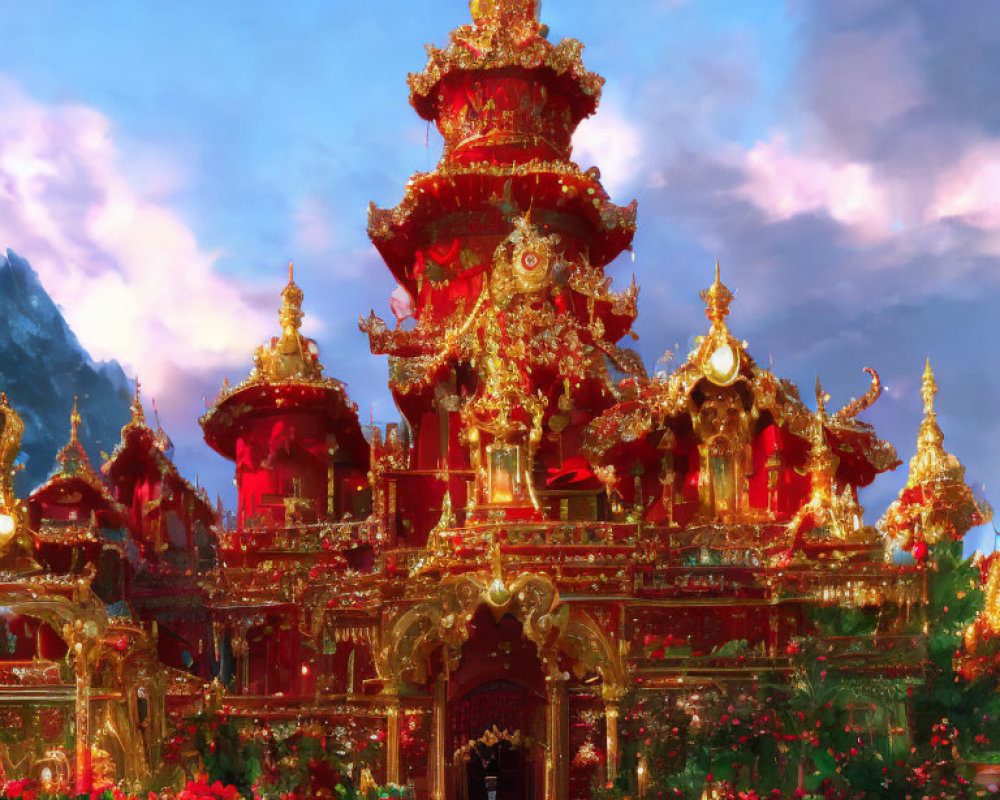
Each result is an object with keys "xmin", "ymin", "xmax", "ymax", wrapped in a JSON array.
[
  {"xmin": 572, "ymin": 105, "xmax": 644, "ymax": 197},
  {"xmin": 0, "ymin": 75, "xmax": 272, "ymax": 410},
  {"xmin": 927, "ymin": 141, "xmax": 1000, "ymax": 233},
  {"xmin": 735, "ymin": 134, "xmax": 893, "ymax": 241},
  {"xmin": 294, "ymin": 196, "xmax": 336, "ymax": 253}
]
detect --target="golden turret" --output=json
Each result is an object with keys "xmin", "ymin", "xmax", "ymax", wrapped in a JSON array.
[
  {"xmin": 251, "ymin": 262, "xmax": 325, "ymax": 383},
  {"xmin": 879, "ymin": 359, "xmax": 991, "ymax": 549},
  {"xmin": 907, "ymin": 359, "xmax": 964, "ymax": 488}
]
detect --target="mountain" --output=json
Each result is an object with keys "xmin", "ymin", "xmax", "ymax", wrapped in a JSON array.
[{"xmin": 0, "ymin": 249, "xmax": 132, "ymax": 495}]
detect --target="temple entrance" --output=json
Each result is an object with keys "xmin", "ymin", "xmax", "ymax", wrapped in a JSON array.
[{"xmin": 444, "ymin": 609, "xmax": 547, "ymax": 800}]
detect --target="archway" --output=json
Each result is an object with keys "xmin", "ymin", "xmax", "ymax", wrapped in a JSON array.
[
  {"xmin": 444, "ymin": 608, "xmax": 547, "ymax": 800},
  {"xmin": 380, "ymin": 569, "xmax": 629, "ymax": 800}
]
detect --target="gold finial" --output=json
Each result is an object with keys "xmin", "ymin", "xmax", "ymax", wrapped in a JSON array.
[
  {"xmin": 56, "ymin": 397, "xmax": 99, "ymax": 480},
  {"xmin": 69, "ymin": 396, "xmax": 82, "ymax": 445},
  {"xmin": 815, "ymin": 376, "xmax": 828, "ymax": 420},
  {"xmin": 700, "ymin": 259, "xmax": 733, "ymax": 327},
  {"xmin": 130, "ymin": 378, "xmax": 146, "ymax": 426},
  {"xmin": 921, "ymin": 357, "xmax": 937, "ymax": 417},
  {"xmin": 280, "ymin": 261, "xmax": 305, "ymax": 336}
]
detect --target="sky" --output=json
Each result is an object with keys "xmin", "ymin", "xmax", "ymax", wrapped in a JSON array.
[{"xmin": 0, "ymin": 0, "xmax": 998, "ymax": 551}]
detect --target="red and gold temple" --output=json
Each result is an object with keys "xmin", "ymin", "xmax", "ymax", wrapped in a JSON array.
[{"xmin": 0, "ymin": 2, "xmax": 995, "ymax": 799}]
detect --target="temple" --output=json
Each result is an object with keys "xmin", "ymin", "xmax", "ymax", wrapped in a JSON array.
[{"xmin": 0, "ymin": 2, "xmax": 995, "ymax": 800}]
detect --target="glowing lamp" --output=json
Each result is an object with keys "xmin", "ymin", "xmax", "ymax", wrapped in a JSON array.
[
  {"xmin": 704, "ymin": 342, "xmax": 739, "ymax": 386},
  {"xmin": 488, "ymin": 444, "xmax": 521, "ymax": 505},
  {"xmin": 0, "ymin": 512, "xmax": 14, "ymax": 537}
]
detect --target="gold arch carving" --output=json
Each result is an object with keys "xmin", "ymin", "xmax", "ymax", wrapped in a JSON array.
[{"xmin": 377, "ymin": 570, "xmax": 626, "ymax": 696}]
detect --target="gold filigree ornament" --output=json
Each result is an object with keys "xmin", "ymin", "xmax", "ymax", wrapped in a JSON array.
[{"xmin": 698, "ymin": 262, "xmax": 741, "ymax": 387}]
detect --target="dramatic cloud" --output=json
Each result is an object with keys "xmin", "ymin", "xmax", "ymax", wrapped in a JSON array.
[{"xmin": 0, "ymin": 75, "xmax": 272, "ymax": 409}]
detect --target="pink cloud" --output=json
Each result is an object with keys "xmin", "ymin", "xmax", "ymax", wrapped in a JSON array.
[
  {"xmin": 734, "ymin": 134, "xmax": 894, "ymax": 240},
  {"xmin": 0, "ymin": 75, "xmax": 272, "ymax": 409},
  {"xmin": 927, "ymin": 141, "xmax": 1000, "ymax": 233}
]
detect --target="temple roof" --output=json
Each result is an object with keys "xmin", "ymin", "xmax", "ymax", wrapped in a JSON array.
[
  {"xmin": 367, "ymin": 162, "xmax": 637, "ymax": 290},
  {"xmin": 408, "ymin": 0, "xmax": 603, "ymax": 123},
  {"xmin": 105, "ymin": 382, "xmax": 214, "ymax": 525},
  {"xmin": 581, "ymin": 265, "xmax": 899, "ymax": 486},
  {"xmin": 30, "ymin": 398, "xmax": 128, "ymax": 525}
]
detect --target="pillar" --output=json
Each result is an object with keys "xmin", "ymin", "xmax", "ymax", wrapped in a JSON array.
[
  {"xmin": 546, "ymin": 678, "xmax": 568, "ymax": 800},
  {"xmin": 385, "ymin": 692, "xmax": 401, "ymax": 786},
  {"xmin": 74, "ymin": 643, "xmax": 92, "ymax": 795},
  {"xmin": 231, "ymin": 629, "xmax": 250, "ymax": 695},
  {"xmin": 430, "ymin": 673, "xmax": 447, "ymax": 800},
  {"xmin": 605, "ymin": 699, "xmax": 620, "ymax": 784}
]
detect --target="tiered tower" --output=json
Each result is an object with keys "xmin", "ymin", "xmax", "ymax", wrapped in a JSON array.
[
  {"xmin": 200, "ymin": 270, "xmax": 373, "ymax": 698},
  {"xmin": 362, "ymin": 0, "xmax": 638, "ymax": 540}
]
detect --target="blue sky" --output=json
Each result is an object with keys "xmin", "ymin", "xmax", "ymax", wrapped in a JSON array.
[{"xmin": 1, "ymin": 0, "xmax": 997, "ymax": 551}]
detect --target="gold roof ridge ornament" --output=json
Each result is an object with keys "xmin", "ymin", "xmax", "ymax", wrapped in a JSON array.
[
  {"xmin": 907, "ymin": 358, "xmax": 964, "ymax": 488},
  {"xmin": 787, "ymin": 376, "xmax": 871, "ymax": 543}
]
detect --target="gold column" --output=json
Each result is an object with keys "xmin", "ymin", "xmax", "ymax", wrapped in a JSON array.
[
  {"xmin": 604, "ymin": 696, "xmax": 621, "ymax": 784},
  {"xmin": 385, "ymin": 691, "xmax": 401, "ymax": 786},
  {"xmin": 231, "ymin": 628, "xmax": 250, "ymax": 695},
  {"xmin": 73, "ymin": 639, "xmax": 92, "ymax": 795},
  {"xmin": 636, "ymin": 752, "xmax": 649, "ymax": 799},
  {"xmin": 430, "ymin": 673, "xmax": 447, "ymax": 800},
  {"xmin": 546, "ymin": 678, "xmax": 568, "ymax": 800}
]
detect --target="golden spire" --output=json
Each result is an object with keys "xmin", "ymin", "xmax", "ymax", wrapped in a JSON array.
[
  {"xmin": 907, "ymin": 358, "xmax": 963, "ymax": 488},
  {"xmin": 699, "ymin": 260, "xmax": 733, "ymax": 327},
  {"xmin": 921, "ymin": 357, "xmax": 937, "ymax": 416},
  {"xmin": 808, "ymin": 377, "xmax": 838, "ymax": 498},
  {"xmin": 248, "ymin": 261, "xmax": 324, "ymax": 383},
  {"xmin": 279, "ymin": 260, "xmax": 305, "ymax": 338},
  {"xmin": 129, "ymin": 378, "xmax": 146, "ymax": 427},
  {"xmin": 55, "ymin": 397, "xmax": 98, "ymax": 481},
  {"xmin": 69, "ymin": 396, "xmax": 82, "ymax": 446}
]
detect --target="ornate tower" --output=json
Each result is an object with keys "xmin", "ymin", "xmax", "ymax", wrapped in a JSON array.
[{"xmin": 362, "ymin": 0, "xmax": 638, "ymax": 532}]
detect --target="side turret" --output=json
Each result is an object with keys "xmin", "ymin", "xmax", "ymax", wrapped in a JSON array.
[
  {"xmin": 201, "ymin": 265, "xmax": 370, "ymax": 534},
  {"xmin": 28, "ymin": 399, "xmax": 130, "ymax": 600}
]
